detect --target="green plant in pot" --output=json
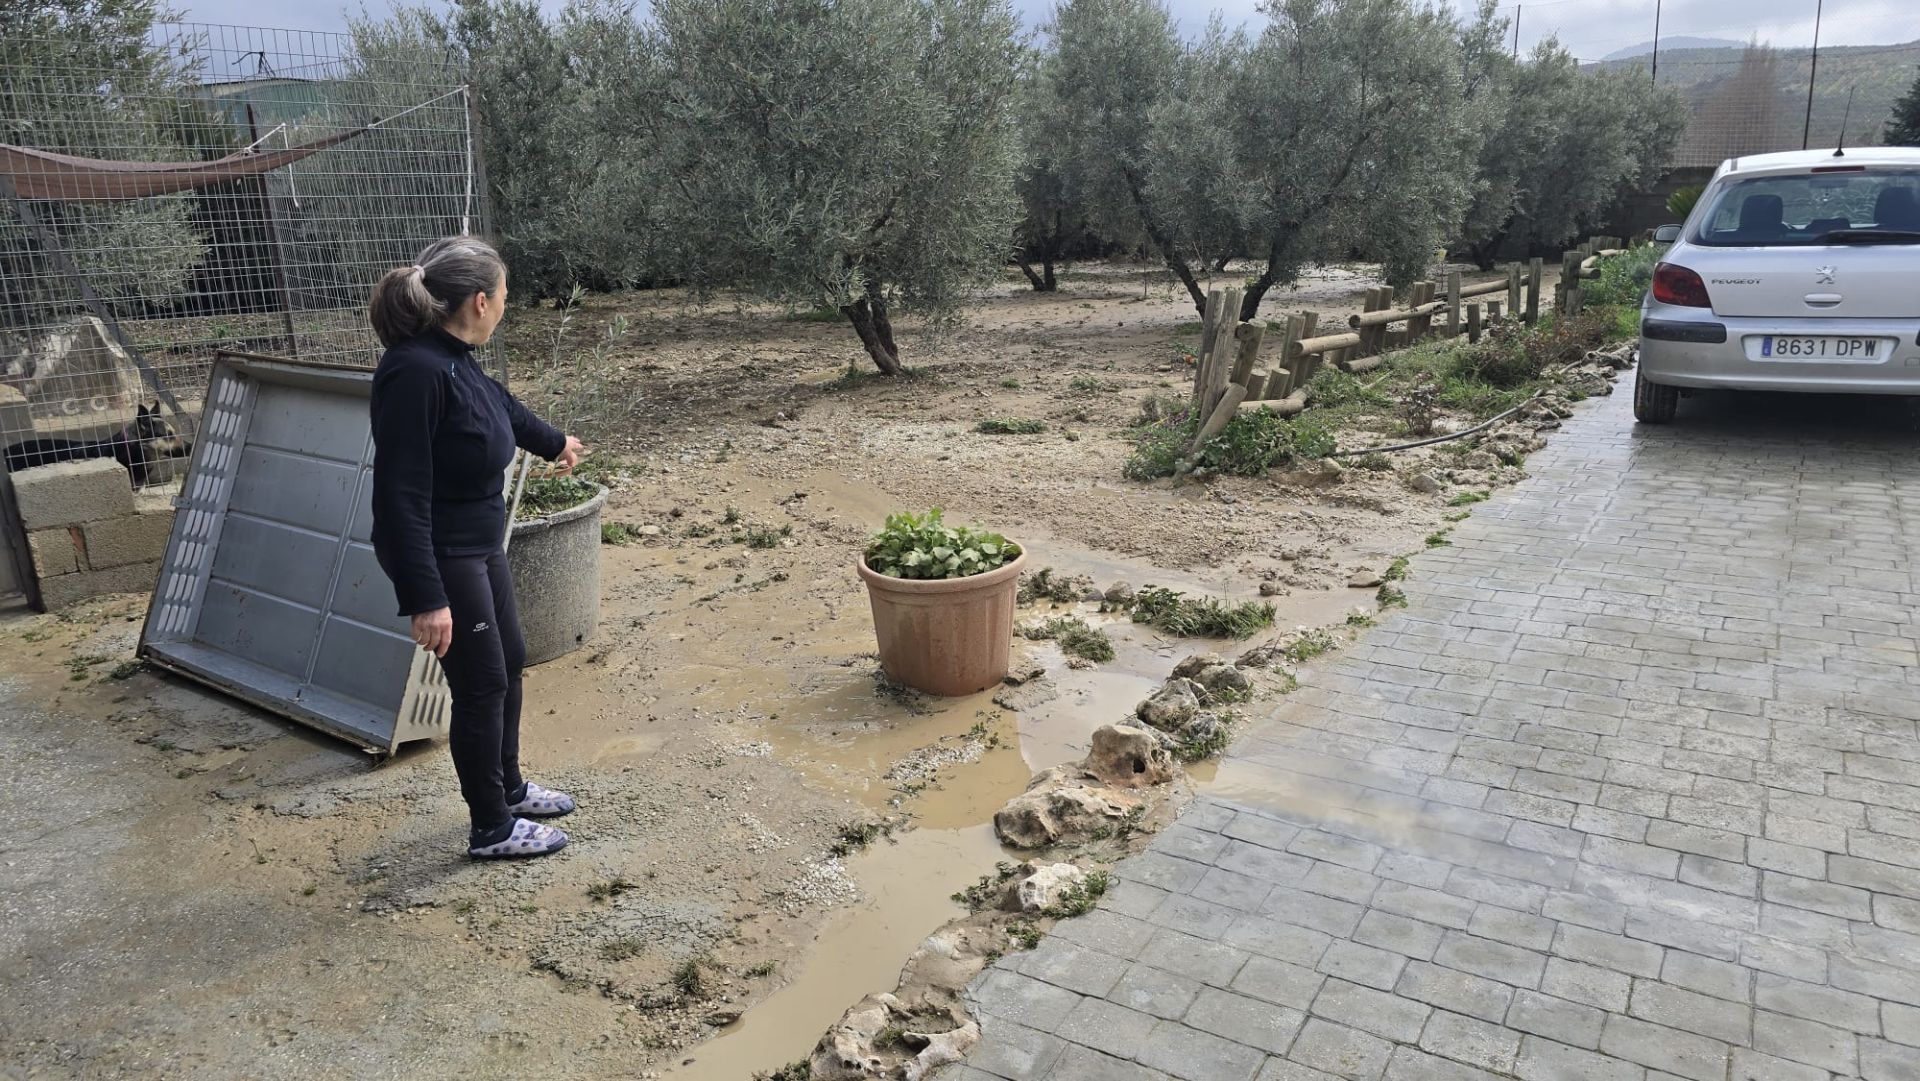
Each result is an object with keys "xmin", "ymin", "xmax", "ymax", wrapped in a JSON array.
[
  {"xmin": 857, "ymin": 509, "xmax": 1027, "ymax": 696},
  {"xmin": 508, "ymin": 465, "xmax": 610, "ymax": 666}
]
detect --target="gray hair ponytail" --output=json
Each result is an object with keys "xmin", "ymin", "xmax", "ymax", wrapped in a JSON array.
[{"xmin": 368, "ymin": 236, "xmax": 508, "ymax": 348}]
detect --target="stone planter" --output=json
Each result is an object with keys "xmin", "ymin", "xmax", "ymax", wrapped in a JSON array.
[
  {"xmin": 508, "ymin": 484, "xmax": 607, "ymax": 666},
  {"xmin": 856, "ymin": 549, "xmax": 1027, "ymax": 697}
]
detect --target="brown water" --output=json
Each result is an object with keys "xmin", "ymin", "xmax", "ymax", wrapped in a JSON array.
[
  {"xmin": 661, "ymin": 823, "xmax": 1008, "ymax": 1081},
  {"xmin": 603, "ymin": 465, "xmax": 1378, "ymax": 1077}
]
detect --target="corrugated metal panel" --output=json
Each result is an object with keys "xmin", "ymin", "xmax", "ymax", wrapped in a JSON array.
[{"xmin": 139, "ymin": 352, "xmax": 490, "ymax": 755}]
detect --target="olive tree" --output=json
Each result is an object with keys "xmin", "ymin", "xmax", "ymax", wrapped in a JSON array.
[
  {"xmin": 648, "ymin": 0, "xmax": 1024, "ymax": 374},
  {"xmin": 1057, "ymin": 0, "xmax": 1476, "ymax": 321},
  {"xmin": 1192, "ymin": 0, "xmax": 1475, "ymax": 317},
  {"xmin": 0, "ymin": 0, "xmax": 207, "ymax": 333},
  {"xmin": 1011, "ymin": 59, "xmax": 1090, "ymax": 292},
  {"xmin": 1046, "ymin": 0, "xmax": 1193, "ymax": 303},
  {"xmin": 444, "ymin": 0, "xmax": 582, "ymax": 298},
  {"xmin": 1461, "ymin": 41, "xmax": 1685, "ymax": 265}
]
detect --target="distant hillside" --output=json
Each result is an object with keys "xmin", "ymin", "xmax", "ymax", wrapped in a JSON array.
[
  {"xmin": 1594, "ymin": 41, "xmax": 1920, "ymax": 166},
  {"xmin": 1602, "ymin": 36, "xmax": 1743, "ymax": 61}
]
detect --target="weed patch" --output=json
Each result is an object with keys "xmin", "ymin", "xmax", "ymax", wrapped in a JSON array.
[
  {"xmin": 1041, "ymin": 870, "xmax": 1112, "ymax": 918},
  {"xmin": 953, "ymin": 862, "xmax": 1020, "ymax": 911},
  {"xmin": 601, "ymin": 521, "xmax": 642, "ymax": 545},
  {"xmin": 829, "ymin": 819, "xmax": 894, "ymax": 858},
  {"xmin": 673, "ymin": 958, "xmax": 710, "ymax": 999},
  {"xmin": 1130, "ymin": 586, "xmax": 1275, "ymax": 639},
  {"xmin": 587, "ymin": 877, "xmax": 636, "ymax": 903},
  {"xmin": 976, "ymin": 417, "xmax": 1046, "ymax": 435},
  {"xmin": 599, "ymin": 937, "xmax": 646, "ymax": 962},
  {"xmin": 1021, "ymin": 616, "xmax": 1116, "ymax": 663}
]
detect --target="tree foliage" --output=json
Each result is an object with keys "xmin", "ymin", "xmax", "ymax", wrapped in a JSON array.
[
  {"xmin": 1011, "ymin": 56, "xmax": 1090, "ymax": 291},
  {"xmin": 0, "ymin": 0, "xmax": 207, "ymax": 333},
  {"xmin": 1889, "ymin": 66, "xmax": 1920, "ymax": 147},
  {"xmin": 1226, "ymin": 0, "xmax": 1476, "ymax": 312},
  {"xmin": 1053, "ymin": 0, "xmax": 1478, "ymax": 319},
  {"xmin": 647, "ymin": 0, "xmax": 1024, "ymax": 373},
  {"xmin": 1459, "ymin": 38, "xmax": 1684, "ymax": 266}
]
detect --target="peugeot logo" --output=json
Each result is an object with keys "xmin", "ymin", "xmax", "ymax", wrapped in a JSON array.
[{"xmin": 1814, "ymin": 266, "xmax": 1836, "ymax": 285}]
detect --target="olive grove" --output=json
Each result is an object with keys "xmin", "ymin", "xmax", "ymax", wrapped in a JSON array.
[{"xmin": 341, "ymin": 0, "xmax": 1687, "ymax": 372}]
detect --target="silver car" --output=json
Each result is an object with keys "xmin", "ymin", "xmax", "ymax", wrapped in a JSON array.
[{"xmin": 1636, "ymin": 146, "xmax": 1920, "ymax": 423}]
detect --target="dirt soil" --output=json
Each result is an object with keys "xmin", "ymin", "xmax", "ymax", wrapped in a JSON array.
[{"xmin": 0, "ymin": 260, "xmax": 1568, "ymax": 1080}]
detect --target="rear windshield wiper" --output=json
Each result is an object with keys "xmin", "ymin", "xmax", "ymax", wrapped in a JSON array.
[{"xmin": 1821, "ymin": 229, "xmax": 1920, "ymax": 244}]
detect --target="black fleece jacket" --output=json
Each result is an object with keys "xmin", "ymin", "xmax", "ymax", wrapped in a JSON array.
[{"xmin": 370, "ymin": 326, "xmax": 566, "ymax": 616}]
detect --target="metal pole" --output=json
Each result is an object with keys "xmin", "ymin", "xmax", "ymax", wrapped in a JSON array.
[
  {"xmin": 1803, "ymin": 0, "xmax": 1823, "ymax": 149},
  {"xmin": 1512, "ymin": 4, "xmax": 1522, "ymax": 58},
  {"xmin": 245, "ymin": 103, "xmax": 300, "ymax": 359},
  {"xmin": 1651, "ymin": 0, "xmax": 1662, "ymax": 84}
]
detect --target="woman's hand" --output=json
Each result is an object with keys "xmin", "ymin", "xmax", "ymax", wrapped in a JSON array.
[
  {"xmin": 553, "ymin": 435, "xmax": 586, "ymax": 475},
  {"xmin": 411, "ymin": 607, "xmax": 453, "ymax": 658}
]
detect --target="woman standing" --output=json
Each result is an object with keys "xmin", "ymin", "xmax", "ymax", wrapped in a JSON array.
[{"xmin": 368, "ymin": 236, "xmax": 584, "ymax": 859}]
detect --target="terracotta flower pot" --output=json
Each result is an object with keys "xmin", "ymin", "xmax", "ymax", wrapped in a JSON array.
[{"xmin": 857, "ymin": 549, "xmax": 1028, "ymax": 697}]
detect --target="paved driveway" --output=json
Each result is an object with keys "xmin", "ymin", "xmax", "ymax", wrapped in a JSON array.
[{"xmin": 946, "ymin": 378, "xmax": 1920, "ymax": 1081}]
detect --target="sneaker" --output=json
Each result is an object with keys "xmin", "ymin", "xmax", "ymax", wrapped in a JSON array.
[
  {"xmin": 507, "ymin": 781, "xmax": 576, "ymax": 818},
  {"xmin": 468, "ymin": 817, "xmax": 569, "ymax": 859}
]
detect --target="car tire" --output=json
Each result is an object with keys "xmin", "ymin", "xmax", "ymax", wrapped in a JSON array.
[{"xmin": 1634, "ymin": 374, "xmax": 1678, "ymax": 424}]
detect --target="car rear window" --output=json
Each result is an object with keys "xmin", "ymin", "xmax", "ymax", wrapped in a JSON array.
[{"xmin": 1692, "ymin": 167, "xmax": 1920, "ymax": 246}]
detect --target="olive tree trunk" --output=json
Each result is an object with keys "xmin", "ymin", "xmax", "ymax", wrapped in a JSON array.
[{"xmin": 841, "ymin": 287, "xmax": 903, "ymax": 375}]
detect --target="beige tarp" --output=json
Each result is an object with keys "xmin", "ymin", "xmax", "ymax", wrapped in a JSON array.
[{"xmin": 0, "ymin": 128, "xmax": 365, "ymax": 203}]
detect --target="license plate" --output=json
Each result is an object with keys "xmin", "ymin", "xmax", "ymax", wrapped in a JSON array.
[{"xmin": 1750, "ymin": 335, "xmax": 1891, "ymax": 361}]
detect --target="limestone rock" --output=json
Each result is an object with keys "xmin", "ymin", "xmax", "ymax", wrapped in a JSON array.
[
  {"xmin": 1193, "ymin": 664, "xmax": 1251, "ymax": 697},
  {"xmin": 1348, "ymin": 568, "xmax": 1385, "ymax": 588},
  {"xmin": 903, "ymin": 1022, "xmax": 980, "ymax": 1081},
  {"xmin": 1080, "ymin": 724, "xmax": 1175, "ymax": 789},
  {"xmin": 994, "ymin": 768, "xmax": 1137, "ymax": 849},
  {"xmin": 1003, "ymin": 653, "xmax": 1048, "ymax": 686},
  {"xmin": 1136, "ymin": 678, "xmax": 1201, "ymax": 731},
  {"xmin": 1016, "ymin": 862, "xmax": 1088, "ymax": 913},
  {"xmin": 993, "ymin": 677, "xmax": 1059, "ymax": 712},
  {"xmin": 810, "ymin": 994, "xmax": 899, "ymax": 1080},
  {"xmin": 0, "ymin": 316, "xmax": 147, "ymax": 427},
  {"xmin": 1103, "ymin": 581, "xmax": 1136, "ymax": 605},
  {"xmin": 1408, "ymin": 472, "xmax": 1443, "ymax": 494},
  {"xmin": 1172, "ymin": 653, "xmax": 1225, "ymax": 679}
]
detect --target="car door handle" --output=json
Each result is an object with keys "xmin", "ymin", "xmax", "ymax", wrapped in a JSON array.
[{"xmin": 1804, "ymin": 293, "xmax": 1842, "ymax": 308}]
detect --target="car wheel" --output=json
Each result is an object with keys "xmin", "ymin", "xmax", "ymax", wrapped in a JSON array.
[{"xmin": 1634, "ymin": 373, "xmax": 1678, "ymax": 424}]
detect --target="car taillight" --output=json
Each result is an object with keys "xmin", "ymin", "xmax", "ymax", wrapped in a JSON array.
[{"xmin": 1653, "ymin": 262, "xmax": 1712, "ymax": 308}]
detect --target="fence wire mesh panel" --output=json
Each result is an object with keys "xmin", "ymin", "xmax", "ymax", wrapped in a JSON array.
[
  {"xmin": 1647, "ymin": 42, "xmax": 1920, "ymax": 169},
  {"xmin": 1, "ymin": 21, "xmax": 486, "ymax": 474}
]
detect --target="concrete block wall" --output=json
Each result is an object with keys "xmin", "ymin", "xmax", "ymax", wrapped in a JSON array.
[{"xmin": 10, "ymin": 457, "xmax": 173, "ymax": 611}]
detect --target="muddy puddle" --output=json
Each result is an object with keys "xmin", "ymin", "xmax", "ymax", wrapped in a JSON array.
[
  {"xmin": 542, "ymin": 462, "xmax": 1382, "ymax": 1076},
  {"xmin": 662, "ymin": 824, "xmax": 1007, "ymax": 1081}
]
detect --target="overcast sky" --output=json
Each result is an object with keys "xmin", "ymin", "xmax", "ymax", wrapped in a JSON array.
[{"xmin": 171, "ymin": 0, "xmax": 1915, "ymax": 62}]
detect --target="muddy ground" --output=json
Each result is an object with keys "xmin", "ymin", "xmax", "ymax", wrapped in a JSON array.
[{"xmin": 1, "ymin": 260, "xmax": 1561, "ymax": 1080}]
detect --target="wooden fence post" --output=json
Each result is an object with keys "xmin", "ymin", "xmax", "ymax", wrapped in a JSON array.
[
  {"xmin": 1525, "ymin": 258, "xmax": 1543, "ymax": 324},
  {"xmin": 1447, "ymin": 270, "xmax": 1463, "ymax": 338},
  {"xmin": 1229, "ymin": 322, "xmax": 1265, "ymax": 389},
  {"xmin": 1487, "ymin": 300, "xmax": 1502, "ymax": 323},
  {"xmin": 1507, "ymin": 264, "xmax": 1521, "ymax": 317},
  {"xmin": 1192, "ymin": 288, "xmax": 1224, "ymax": 413},
  {"xmin": 1412, "ymin": 282, "xmax": 1434, "ymax": 341},
  {"xmin": 1296, "ymin": 312, "xmax": 1321, "ymax": 387},
  {"xmin": 1272, "ymin": 314, "xmax": 1303, "ymax": 397},
  {"xmin": 1467, "ymin": 303, "xmax": 1482, "ymax": 343}
]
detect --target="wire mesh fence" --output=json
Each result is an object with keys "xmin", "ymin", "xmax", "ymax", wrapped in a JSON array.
[
  {"xmin": 1, "ymin": 21, "xmax": 486, "ymax": 477},
  {"xmin": 1568, "ymin": 4, "xmax": 1920, "ymax": 171},
  {"xmin": 1650, "ymin": 42, "xmax": 1920, "ymax": 168}
]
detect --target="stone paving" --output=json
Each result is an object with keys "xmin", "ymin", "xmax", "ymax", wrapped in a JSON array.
[{"xmin": 942, "ymin": 377, "xmax": 1920, "ymax": 1081}]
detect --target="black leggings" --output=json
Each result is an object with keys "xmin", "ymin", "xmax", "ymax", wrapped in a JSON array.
[{"xmin": 435, "ymin": 549, "xmax": 526, "ymax": 837}]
